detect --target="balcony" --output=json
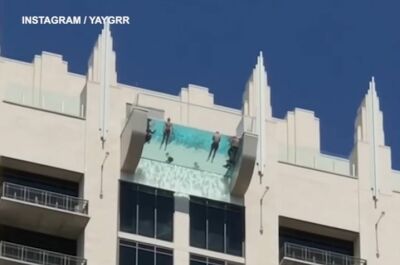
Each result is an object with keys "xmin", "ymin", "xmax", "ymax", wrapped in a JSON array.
[
  {"xmin": 280, "ymin": 243, "xmax": 366, "ymax": 265},
  {"xmin": 0, "ymin": 241, "xmax": 86, "ymax": 265},
  {"xmin": 0, "ymin": 183, "xmax": 89, "ymax": 239}
]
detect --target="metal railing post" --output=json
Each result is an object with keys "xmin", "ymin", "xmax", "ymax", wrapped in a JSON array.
[{"xmin": 21, "ymin": 245, "xmax": 24, "ymax": 262}]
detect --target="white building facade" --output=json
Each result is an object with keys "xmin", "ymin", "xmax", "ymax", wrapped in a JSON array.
[{"xmin": 0, "ymin": 26, "xmax": 399, "ymax": 265}]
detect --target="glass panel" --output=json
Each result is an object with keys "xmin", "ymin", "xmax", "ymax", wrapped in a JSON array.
[
  {"xmin": 138, "ymin": 248, "xmax": 154, "ymax": 265},
  {"xmin": 126, "ymin": 119, "xmax": 238, "ymax": 202},
  {"xmin": 142, "ymin": 119, "xmax": 231, "ymax": 175},
  {"xmin": 156, "ymin": 195, "xmax": 174, "ymax": 241},
  {"xmin": 120, "ymin": 245, "xmax": 136, "ymax": 265},
  {"xmin": 190, "ymin": 202, "xmax": 206, "ymax": 248},
  {"xmin": 120, "ymin": 183, "xmax": 137, "ymax": 234},
  {"xmin": 207, "ymin": 206, "xmax": 224, "ymax": 252},
  {"xmin": 138, "ymin": 191, "xmax": 155, "ymax": 237},
  {"xmin": 208, "ymin": 258, "xmax": 225, "ymax": 265},
  {"xmin": 226, "ymin": 208, "xmax": 244, "ymax": 256},
  {"xmin": 190, "ymin": 255, "xmax": 207, "ymax": 265},
  {"xmin": 190, "ymin": 261, "xmax": 206, "ymax": 265},
  {"xmin": 156, "ymin": 252, "xmax": 172, "ymax": 265}
]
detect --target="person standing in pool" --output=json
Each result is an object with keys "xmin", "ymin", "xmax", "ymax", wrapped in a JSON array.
[
  {"xmin": 224, "ymin": 136, "xmax": 240, "ymax": 168},
  {"xmin": 207, "ymin": 131, "xmax": 221, "ymax": 162},
  {"xmin": 161, "ymin": 117, "xmax": 173, "ymax": 150},
  {"xmin": 145, "ymin": 119, "xmax": 156, "ymax": 143}
]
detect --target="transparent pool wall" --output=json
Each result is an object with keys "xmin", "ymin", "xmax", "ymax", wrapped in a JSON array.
[{"xmin": 127, "ymin": 119, "xmax": 240, "ymax": 202}]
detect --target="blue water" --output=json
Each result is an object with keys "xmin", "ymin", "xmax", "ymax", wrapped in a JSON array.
[
  {"xmin": 141, "ymin": 119, "xmax": 233, "ymax": 176},
  {"xmin": 150, "ymin": 120, "xmax": 230, "ymax": 154},
  {"xmin": 131, "ymin": 119, "xmax": 240, "ymax": 202}
]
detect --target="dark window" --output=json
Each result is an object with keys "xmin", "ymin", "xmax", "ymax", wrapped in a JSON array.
[
  {"xmin": 3, "ymin": 168, "xmax": 79, "ymax": 196},
  {"xmin": 120, "ymin": 244, "xmax": 136, "ymax": 265},
  {"xmin": 119, "ymin": 182, "xmax": 174, "ymax": 242},
  {"xmin": 0, "ymin": 226, "xmax": 77, "ymax": 256},
  {"xmin": 226, "ymin": 206, "xmax": 244, "ymax": 256},
  {"xmin": 208, "ymin": 206, "xmax": 224, "ymax": 252},
  {"xmin": 138, "ymin": 247, "xmax": 153, "ymax": 265},
  {"xmin": 156, "ymin": 192, "xmax": 174, "ymax": 241},
  {"xmin": 119, "ymin": 240, "xmax": 172, "ymax": 265},
  {"xmin": 138, "ymin": 188, "xmax": 155, "ymax": 237},
  {"xmin": 190, "ymin": 197, "xmax": 245, "ymax": 256},
  {"xmin": 120, "ymin": 183, "xmax": 137, "ymax": 234},
  {"xmin": 190, "ymin": 202, "xmax": 206, "ymax": 248},
  {"xmin": 190, "ymin": 254, "xmax": 236, "ymax": 265},
  {"xmin": 279, "ymin": 227, "xmax": 354, "ymax": 256}
]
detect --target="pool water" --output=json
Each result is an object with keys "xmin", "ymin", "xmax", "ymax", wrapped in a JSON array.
[
  {"xmin": 129, "ymin": 119, "xmax": 237, "ymax": 202},
  {"xmin": 142, "ymin": 119, "xmax": 232, "ymax": 175}
]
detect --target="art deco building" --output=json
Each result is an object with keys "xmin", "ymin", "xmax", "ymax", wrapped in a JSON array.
[{"xmin": 0, "ymin": 25, "xmax": 398, "ymax": 265}]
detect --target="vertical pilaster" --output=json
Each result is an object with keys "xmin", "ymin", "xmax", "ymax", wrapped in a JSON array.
[{"xmin": 174, "ymin": 193, "xmax": 190, "ymax": 265}]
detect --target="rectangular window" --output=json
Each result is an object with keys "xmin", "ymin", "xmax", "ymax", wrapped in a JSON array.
[
  {"xmin": 119, "ymin": 240, "xmax": 173, "ymax": 265},
  {"xmin": 138, "ymin": 188, "xmax": 155, "ymax": 238},
  {"xmin": 156, "ymin": 191, "xmax": 174, "ymax": 241},
  {"xmin": 207, "ymin": 206, "xmax": 224, "ymax": 252},
  {"xmin": 120, "ymin": 244, "xmax": 136, "ymax": 265},
  {"xmin": 119, "ymin": 181, "xmax": 174, "ymax": 242},
  {"xmin": 190, "ymin": 254, "xmax": 240, "ymax": 265},
  {"xmin": 120, "ymin": 183, "xmax": 137, "ymax": 234},
  {"xmin": 189, "ymin": 197, "xmax": 245, "ymax": 256},
  {"xmin": 190, "ymin": 201, "xmax": 206, "ymax": 248},
  {"xmin": 226, "ymin": 205, "xmax": 245, "ymax": 256}
]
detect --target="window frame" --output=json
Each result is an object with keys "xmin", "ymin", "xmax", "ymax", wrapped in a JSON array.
[
  {"xmin": 119, "ymin": 181, "xmax": 174, "ymax": 242},
  {"xmin": 189, "ymin": 196, "xmax": 245, "ymax": 257}
]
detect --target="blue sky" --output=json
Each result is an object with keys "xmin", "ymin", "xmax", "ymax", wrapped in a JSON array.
[{"xmin": 1, "ymin": 0, "xmax": 400, "ymax": 168}]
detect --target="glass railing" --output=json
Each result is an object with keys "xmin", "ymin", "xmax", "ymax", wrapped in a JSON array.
[
  {"xmin": 279, "ymin": 146, "xmax": 353, "ymax": 176},
  {"xmin": 280, "ymin": 242, "xmax": 367, "ymax": 265},
  {"xmin": 392, "ymin": 170, "xmax": 400, "ymax": 192},
  {"xmin": 0, "ymin": 241, "xmax": 86, "ymax": 265},
  {"xmin": 1, "ymin": 182, "xmax": 88, "ymax": 214},
  {"xmin": 4, "ymin": 86, "xmax": 84, "ymax": 118}
]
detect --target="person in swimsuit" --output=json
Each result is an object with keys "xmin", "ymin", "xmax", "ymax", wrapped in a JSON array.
[
  {"xmin": 161, "ymin": 117, "xmax": 173, "ymax": 150},
  {"xmin": 145, "ymin": 119, "xmax": 155, "ymax": 143},
  {"xmin": 207, "ymin": 131, "xmax": 221, "ymax": 162},
  {"xmin": 224, "ymin": 136, "xmax": 240, "ymax": 168}
]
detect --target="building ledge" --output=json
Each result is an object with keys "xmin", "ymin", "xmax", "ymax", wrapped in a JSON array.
[{"xmin": 0, "ymin": 183, "xmax": 89, "ymax": 239}]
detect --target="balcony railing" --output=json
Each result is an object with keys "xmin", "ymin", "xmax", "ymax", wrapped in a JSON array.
[
  {"xmin": 281, "ymin": 242, "xmax": 367, "ymax": 265},
  {"xmin": 1, "ymin": 182, "xmax": 88, "ymax": 214},
  {"xmin": 0, "ymin": 241, "xmax": 86, "ymax": 265}
]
